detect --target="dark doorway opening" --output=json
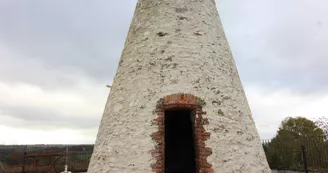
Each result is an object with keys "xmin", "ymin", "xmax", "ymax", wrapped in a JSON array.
[{"xmin": 164, "ymin": 109, "xmax": 196, "ymax": 173}]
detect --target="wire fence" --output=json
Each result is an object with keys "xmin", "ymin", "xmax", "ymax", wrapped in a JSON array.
[
  {"xmin": 0, "ymin": 137, "xmax": 327, "ymax": 173},
  {"xmin": 0, "ymin": 145, "xmax": 93, "ymax": 173},
  {"xmin": 262, "ymin": 136, "xmax": 328, "ymax": 173}
]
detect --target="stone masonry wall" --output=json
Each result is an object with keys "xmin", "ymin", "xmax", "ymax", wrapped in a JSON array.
[{"xmin": 88, "ymin": 0, "xmax": 271, "ymax": 172}]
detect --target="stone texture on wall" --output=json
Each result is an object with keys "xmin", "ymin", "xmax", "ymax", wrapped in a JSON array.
[
  {"xmin": 88, "ymin": 0, "xmax": 271, "ymax": 172},
  {"xmin": 271, "ymin": 170, "xmax": 325, "ymax": 173}
]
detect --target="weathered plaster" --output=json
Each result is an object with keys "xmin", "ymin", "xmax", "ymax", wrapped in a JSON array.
[{"xmin": 88, "ymin": 0, "xmax": 271, "ymax": 172}]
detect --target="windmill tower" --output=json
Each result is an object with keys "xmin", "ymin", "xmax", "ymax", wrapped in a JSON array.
[{"xmin": 88, "ymin": 0, "xmax": 270, "ymax": 173}]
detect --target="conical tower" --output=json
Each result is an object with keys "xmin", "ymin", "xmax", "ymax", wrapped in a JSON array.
[{"xmin": 88, "ymin": 0, "xmax": 270, "ymax": 173}]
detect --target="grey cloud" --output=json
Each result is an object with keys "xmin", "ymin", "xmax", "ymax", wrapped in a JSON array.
[
  {"xmin": 0, "ymin": 104, "xmax": 100, "ymax": 130},
  {"xmin": 1, "ymin": 0, "xmax": 328, "ymax": 93},
  {"xmin": 0, "ymin": 0, "xmax": 328, "ymax": 142},
  {"xmin": 0, "ymin": 0, "xmax": 137, "ymax": 88},
  {"xmin": 218, "ymin": 0, "xmax": 328, "ymax": 93},
  {"xmin": 0, "ymin": 54, "xmax": 85, "ymax": 89}
]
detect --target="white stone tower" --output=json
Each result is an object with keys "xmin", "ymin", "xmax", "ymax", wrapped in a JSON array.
[{"xmin": 88, "ymin": 0, "xmax": 270, "ymax": 173}]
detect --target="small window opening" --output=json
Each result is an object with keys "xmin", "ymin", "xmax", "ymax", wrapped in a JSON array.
[{"xmin": 164, "ymin": 109, "xmax": 196, "ymax": 173}]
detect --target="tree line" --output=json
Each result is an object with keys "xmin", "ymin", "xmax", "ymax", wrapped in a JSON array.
[{"xmin": 263, "ymin": 116, "xmax": 328, "ymax": 172}]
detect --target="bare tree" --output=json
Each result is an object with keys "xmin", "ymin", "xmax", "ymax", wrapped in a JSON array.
[{"xmin": 315, "ymin": 117, "xmax": 328, "ymax": 139}]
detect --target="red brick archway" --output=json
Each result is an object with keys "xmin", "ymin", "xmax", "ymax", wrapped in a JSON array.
[{"xmin": 151, "ymin": 93, "xmax": 213, "ymax": 173}]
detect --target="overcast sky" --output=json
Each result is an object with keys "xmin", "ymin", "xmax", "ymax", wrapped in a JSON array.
[{"xmin": 0, "ymin": 0, "xmax": 327, "ymax": 144}]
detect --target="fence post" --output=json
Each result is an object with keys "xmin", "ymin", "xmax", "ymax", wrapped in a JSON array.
[
  {"xmin": 0, "ymin": 160, "xmax": 6, "ymax": 173},
  {"xmin": 21, "ymin": 151, "xmax": 26, "ymax": 173},
  {"xmin": 22, "ymin": 145, "xmax": 27, "ymax": 173},
  {"xmin": 301, "ymin": 145, "xmax": 308, "ymax": 173}
]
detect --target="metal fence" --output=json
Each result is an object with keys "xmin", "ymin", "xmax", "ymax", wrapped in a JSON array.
[
  {"xmin": 262, "ymin": 136, "xmax": 328, "ymax": 173},
  {"xmin": 0, "ymin": 145, "xmax": 93, "ymax": 173},
  {"xmin": 1, "ymin": 138, "xmax": 327, "ymax": 173}
]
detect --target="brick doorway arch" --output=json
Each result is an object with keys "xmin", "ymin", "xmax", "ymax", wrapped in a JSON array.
[{"xmin": 151, "ymin": 94, "xmax": 213, "ymax": 173}]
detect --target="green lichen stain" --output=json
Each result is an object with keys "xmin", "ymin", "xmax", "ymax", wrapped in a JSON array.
[
  {"xmin": 198, "ymin": 98, "xmax": 206, "ymax": 107},
  {"xmin": 212, "ymin": 100, "xmax": 222, "ymax": 106},
  {"xmin": 217, "ymin": 109, "xmax": 224, "ymax": 116}
]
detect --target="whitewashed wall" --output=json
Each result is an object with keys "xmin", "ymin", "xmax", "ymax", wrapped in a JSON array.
[{"xmin": 88, "ymin": 0, "xmax": 270, "ymax": 172}]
